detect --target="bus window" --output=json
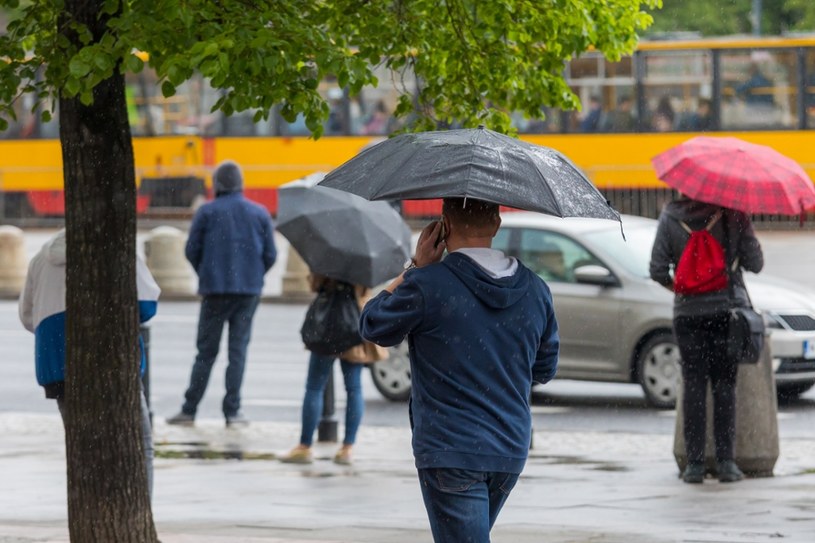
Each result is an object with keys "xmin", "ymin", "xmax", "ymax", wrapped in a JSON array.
[
  {"xmin": 642, "ymin": 50, "xmax": 713, "ymax": 132},
  {"xmin": 351, "ymin": 63, "xmax": 408, "ymax": 136},
  {"xmin": 720, "ymin": 50, "xmax": 798, "ymax": 130},
  {"xmin": 567, "ymin": 53, "xmax": 637, "ymax": 133}
]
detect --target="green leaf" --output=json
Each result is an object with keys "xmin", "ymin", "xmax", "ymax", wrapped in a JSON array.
[
  {"xmin": 68, "ymin": 57, "xmax": 91, "ymax": 78},
  {"xmin": 161, "ymin": 81, "xmax": 176, "ymax": 98}
]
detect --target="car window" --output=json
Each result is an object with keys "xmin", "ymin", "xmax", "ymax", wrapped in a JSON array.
[
  {"xmin": 516, "ymin": 229, "xmax": 601, "ymax": 283},
  {"xmin": 582, "ymin": 225, "xmax": 656, "ymax": 278}
]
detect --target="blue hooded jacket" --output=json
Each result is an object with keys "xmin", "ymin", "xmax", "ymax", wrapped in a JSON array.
[
  {"xmin": 361, "ymin": 252, "xmax": 559, "ymax": 473},
  {"xmin": 185, "ymin": 172, "xmax": 277, "ymax": 296}
]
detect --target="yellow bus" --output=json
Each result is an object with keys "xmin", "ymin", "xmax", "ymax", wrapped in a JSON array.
[{"xmin": 1, "ymin": 35, "xmax": 814, "ymax": 221}]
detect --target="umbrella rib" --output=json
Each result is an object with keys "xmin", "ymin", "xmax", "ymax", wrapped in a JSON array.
[{"xmin": 519, "ymin": 147, "xmax": 564, "ymax": 217}]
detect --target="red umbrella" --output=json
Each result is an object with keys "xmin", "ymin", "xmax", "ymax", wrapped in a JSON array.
[{"xmin": 652, "ymin": 136, "xmax": 815, "ymax": 215}]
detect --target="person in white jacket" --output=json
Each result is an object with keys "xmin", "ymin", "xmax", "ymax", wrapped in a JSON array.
[{"xmin": 18, "ymin": 229, "xmax": 160, "ymax": 496}]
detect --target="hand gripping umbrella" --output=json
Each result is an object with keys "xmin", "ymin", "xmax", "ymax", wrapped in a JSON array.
[
  {"xmin": 276, "ymin": 173, "xmax": 412, "ymax": 288},
  {"xmin": 652, "ymin": 136, "xmax": 815, "ymax": 215},
  {"xmin": 318, "ymin": 126, "xmax": 620, "ymax": 222}
]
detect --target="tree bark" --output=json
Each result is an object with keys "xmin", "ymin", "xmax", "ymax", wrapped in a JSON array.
[{"xmin": 59, "ymin": 1, "xmax": 158, "ymax": 541}]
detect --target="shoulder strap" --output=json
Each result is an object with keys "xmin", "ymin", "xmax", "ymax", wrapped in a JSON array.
[
  {"xmin": 705, "ymin": 210, "xmax": 723, "ymax": 231},
  {"xmin": 679, "ymin": 209, "xmax": 723, "ymax": 234}
]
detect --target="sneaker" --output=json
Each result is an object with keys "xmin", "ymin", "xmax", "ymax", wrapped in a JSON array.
[
  {"xmin": 333, "ymin": 447, "xmax": 353, "ymax": 466},
  {"xmin": 166, "ymin": 411, "xmax": 195, "ymax": 426},
  {"xmin": 717, "ymin": 460, "xmax": 744, "ymax": 483},
  {"xmin": 682, "ymin": 463, "xmax": 705, "ymax": 484},
  {"xmin": 280, "ymin": 446, "xmax": 313, "ymax": 464},
  {"xmin": 225, "ymin": 413, "xmax": 249, "ymax": 428}
]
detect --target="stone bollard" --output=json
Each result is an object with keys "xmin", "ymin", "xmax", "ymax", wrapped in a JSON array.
[
  {"xmin": 144, "ymin": 226, "xmax": 195, "ymax": 297},
  {"xmin": 0, "ymin": 225, "xmax": 27, "ymax": 297},
  {"xmin": 674, "ymin": 336, "xmax": 779, "ymax": 477},
  {"xmin": 282, "ymin": 246, "xmax": 312, "ymax": 301}
]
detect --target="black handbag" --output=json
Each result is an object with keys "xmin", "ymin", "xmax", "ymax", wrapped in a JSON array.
[
  {"xmin": 723, "ymin": 215, "xmax": 765, "ymax": 365},
  {"xmin": 300, "ymin": 281, "xmax": 362, "ymax": 356},
  {"xmin": 727, "ymin": 305, "xmax": 765, "ymax": 365}
]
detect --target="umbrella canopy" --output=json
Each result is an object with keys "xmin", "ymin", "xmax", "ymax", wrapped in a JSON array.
[
  {"xmin": 652, "ymin": 136, "xmax": 815, "ymax": 215},
  {"xmin": 318, "ymin": 126, "xmax": 620, "ymax": 222},
  {"xmin": 277, "ymin": 173, "xmax": 412, "ymax": 288}
]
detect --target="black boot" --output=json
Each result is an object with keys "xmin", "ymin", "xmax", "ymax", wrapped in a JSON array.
[
  {"xmin": 717, "ymin": 460, "xmax": 744, "ymax": 483},
  {"xmin": 682, "ymin": 463, "xmax": 705, "ymax": 484}
]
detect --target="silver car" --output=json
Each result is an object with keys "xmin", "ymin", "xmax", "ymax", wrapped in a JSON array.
[{"xmin": 370, "ymin": 213, "xmax": 815, "ymax": 408}]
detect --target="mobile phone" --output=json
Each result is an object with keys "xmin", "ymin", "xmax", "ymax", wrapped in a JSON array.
[{"xmin": 436, "ymin": 219, "xmax": 446, "ymax": 247}]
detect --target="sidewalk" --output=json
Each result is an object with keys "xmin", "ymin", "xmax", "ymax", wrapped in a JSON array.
[{"xmin": 1, "ymin": 412, "xmax": 815, "ymax": 542}]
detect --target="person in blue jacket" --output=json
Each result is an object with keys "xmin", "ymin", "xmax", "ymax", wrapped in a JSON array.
[
  {"xmin": 19, "ymin": 229, "xmax": 161, "ymax": 496},
  {"xmin": 168, "ymin": 160, "xmax": 277, "ymax": 427},
  {"xmin": 360, "ymin": 198, "xmax": 560, "ymax": 543}
]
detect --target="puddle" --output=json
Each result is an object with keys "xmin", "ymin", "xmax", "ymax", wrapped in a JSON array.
[{"xmin": 156, "ymin": 441, "xmax": 276, "ymax": 461}]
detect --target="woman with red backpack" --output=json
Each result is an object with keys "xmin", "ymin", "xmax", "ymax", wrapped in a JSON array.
[{"xmin": 650, "ymin": 195, "xmax": 764, "ymax": 484}]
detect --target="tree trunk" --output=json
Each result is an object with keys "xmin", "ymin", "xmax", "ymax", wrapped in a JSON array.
[{"xmin": 59, "ymin": 1, "xmax": 158, "ymax": 541}]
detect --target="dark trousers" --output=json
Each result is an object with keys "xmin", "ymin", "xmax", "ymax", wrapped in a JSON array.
[
  {"xmin": 417, "ymin": 468, "xmax": 519, "ymax": 543},
  {"xmin": 674, "ymin": 312, "xmax": 738, "ymax": 464},
  {"xmin": 182, "ymin": 294, "xmax": 260, "ymax": 417}
]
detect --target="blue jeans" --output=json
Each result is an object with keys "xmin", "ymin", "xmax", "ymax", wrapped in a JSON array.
[
  {"xmin": 182, "ymin": 294, "xmax": 260, "ymax": 417},
  {"xmin": 417, "ymin": 468, "xmax": 519, "ymax": 543},
  {"xmin": 299, "ymin": 352, "xmax": 364, "ymax": 446}
]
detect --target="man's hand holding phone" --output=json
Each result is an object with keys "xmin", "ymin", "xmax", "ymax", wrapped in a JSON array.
[
  {"xmin": 414, "ymin": 220, "xmax": 446, "ymax": 268},
  {"xmin": 384, "ymin": 220, "xmax": 445, "ymax": 293}
]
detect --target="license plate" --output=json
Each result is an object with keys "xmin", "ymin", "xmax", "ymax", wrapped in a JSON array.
[{"xmin": 804, "ymin": 340, "xmax": 815, "ymax": 360}]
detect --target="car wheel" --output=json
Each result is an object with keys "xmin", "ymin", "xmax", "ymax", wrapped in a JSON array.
[
  {"xmin": 776, "ymin": 380, "xmax": 815, "ymax": 400},
  {"xmin": 369, "ymin": 342, "xmax": 411, "ymax": 402},
  {"xmin": 636, "ymin": 332, "xmax": 682, "ymax": 409}
]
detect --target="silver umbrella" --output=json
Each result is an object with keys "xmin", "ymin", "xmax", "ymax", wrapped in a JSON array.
[
  {"xmin": 318, "ymin": 126, "xmax": 620, "ymax": 222},
  {"xmin": 277, "ymin": 173, "xmax": 412, "ymax": 288}
]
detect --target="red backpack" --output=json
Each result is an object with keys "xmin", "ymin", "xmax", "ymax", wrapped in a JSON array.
[{"xmin": 673, "ymin": 211, "xmax": 728, "ymax": 295}]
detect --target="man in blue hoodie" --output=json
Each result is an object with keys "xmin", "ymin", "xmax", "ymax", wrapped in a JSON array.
[
  {"xmin": 167, "ymin": 160, "xmax": 277, "ymax": 427},
  {"xmin": 360, "ymin": 198, "xmax": 559, "ymax": 543}
]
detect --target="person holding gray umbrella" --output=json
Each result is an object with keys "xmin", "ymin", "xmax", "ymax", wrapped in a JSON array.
[{"xmin": 276, "ymin": 174, "xmax": 407, "ymax": 465}]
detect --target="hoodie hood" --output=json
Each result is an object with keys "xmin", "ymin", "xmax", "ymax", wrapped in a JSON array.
[
  {"xmin": 661, "ymin": 198, "xmax": 723, "ymax": 229},
  {"xmin": 45, "ymin": 229, "xmax": 66, "ymax": 266},
  {"xmin": 213, "ymin": 160, "xmax": 244, "ymax": 195},
  {"xmin": 442, "ymin": 252, "xmax": 530, "ymax": 309}
]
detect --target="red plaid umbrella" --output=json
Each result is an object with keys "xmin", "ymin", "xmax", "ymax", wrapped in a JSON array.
[{"xmin": 652, "ymin": 136, "xmax": 815, "ymax": 215}]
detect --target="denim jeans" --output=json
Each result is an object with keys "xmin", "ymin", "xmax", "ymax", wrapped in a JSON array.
[
  {"xmin": 58, "ymin": 389, "xmax": 154, "ymax": 498},
  {"xmin": 182, "ymin": 294, "xmax": 260, "ymax": 418},
  {"xmin": 417, "ymin": 468, "xmax": 519, "ymax": 543},
  {"xmin": 674, "ymin": 312, "xmax": 738, "ymax": 464},
  {"xmin": 299, "ymin": 352, "xmax": 364, "ymax": 446}
]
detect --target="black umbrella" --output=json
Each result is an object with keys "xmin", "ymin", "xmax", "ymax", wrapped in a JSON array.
[
  {"xmin": 319, "ymin": 126, "xmax": 620, "ymax": 222},
  {"xmin": 277, "ymin": 173, "xmax": 412, "ymax": 288}
]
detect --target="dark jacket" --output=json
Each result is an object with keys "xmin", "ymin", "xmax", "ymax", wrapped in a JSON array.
[
  {"xmin": 185, "ymin": 192, "xmax": 277, "ymax": 296},
  {"xmin": 360, "ymin": 252, "xmax": 559, "ymax": 474},
  {"xmin": 649, "ymin": 199, "xmax": 764, "ymax": 318}
]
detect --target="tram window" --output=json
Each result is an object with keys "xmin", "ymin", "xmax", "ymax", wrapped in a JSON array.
[
  {"xmin": 720, "ymin": 50, "xmax": 798, "ymax": 130},
  {"xmin": 567, "ymin": 53, "xmax": 637, "ymax": 133},
  {"xmin": 641, "ymin": 51, "xmax": 713, "ymax": 132},
  {"xmin": 513, "ymin": 107, "xmax": 563, "ymax": 134},
  {"xmin": 806, "ymin": 50, "xmax": 815, "ymax": 129}
]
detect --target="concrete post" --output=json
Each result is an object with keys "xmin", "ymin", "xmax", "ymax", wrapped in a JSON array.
[
  {"xmin": 0, "ymin": 225, "xmax": 27, "ymax": 298},
  {"xmin": 674, "ymin": 336, "xmax": 779, "ymax": 477},
  {"xmin": 144, "ymin": 226, "xmax": 195, "ymax": 297},
  {"xmin": 282, "ymin": 246, "xmax": 312, "ymax": 300}
]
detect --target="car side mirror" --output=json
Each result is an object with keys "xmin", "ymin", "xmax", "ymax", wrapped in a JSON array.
[{"xmin": 573, "ymin": 265, "xmax": 618, "ymax": 287}]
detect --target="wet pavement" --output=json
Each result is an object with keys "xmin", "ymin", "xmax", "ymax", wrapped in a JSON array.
[{"xmin": 1, "ymin": 411, "xmax": 815, "ymax": 542}]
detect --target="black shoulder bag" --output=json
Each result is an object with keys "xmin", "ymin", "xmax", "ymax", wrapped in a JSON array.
[
  {"xmin": 724, "ymin": 215, "xmax": 765, "ymax": 365},
  {"xmin": 300, "ymin": 281, "xmax": 362, "ymax": 356}
]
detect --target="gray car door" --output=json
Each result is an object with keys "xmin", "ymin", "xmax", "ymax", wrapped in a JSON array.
[{"xmin": 513, "ymin": 227, "xmax": 625, "ymax": 379}]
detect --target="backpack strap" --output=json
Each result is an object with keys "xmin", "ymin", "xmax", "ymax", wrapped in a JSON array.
[
  {"xmin": 679, "ymin": 209, "xmax": 723, "ymax": 234},
  {"xmin": 704, "ymin": 210, "xmax": 723, "ymax": 231}
]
